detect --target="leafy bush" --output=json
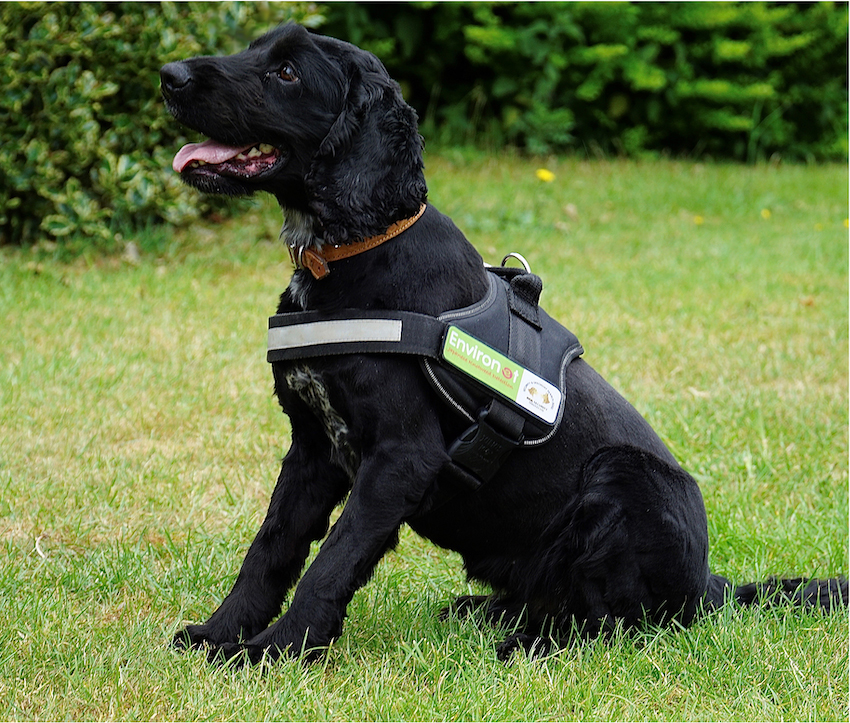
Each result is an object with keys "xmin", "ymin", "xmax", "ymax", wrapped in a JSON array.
[
  {"xmin": 2, "ymin": 2, "xmax": 846, "ymax": 246},
  {"xmin": 320, "ymin": 2, "xmax": 848, "ymax": 160},
  {"xmin": 0, "ymin": 1, "xmax": 319, "ymax": 246}
]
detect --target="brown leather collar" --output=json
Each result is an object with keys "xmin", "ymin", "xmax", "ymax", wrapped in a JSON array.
[{"xmin": 289, "ymin": 203, "xmax": 427, "ymax": 280}]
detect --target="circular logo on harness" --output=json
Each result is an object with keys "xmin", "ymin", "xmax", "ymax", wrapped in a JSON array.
[
  {"xmin": 520, "ymin": 379, "xmax": 559, "ymax": 419},
  {"xmin": 502, "ymin": 366, "xmax": 514, "ymax": 380}
]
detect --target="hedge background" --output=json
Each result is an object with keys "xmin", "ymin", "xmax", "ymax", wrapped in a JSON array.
[
  {"xmin": 324, "ymin": 2, "xmax": 848, "ymax": 159},
  {"xmin": 1, "ymin": 1, "xmax": 847, "ymax": 246},
  {"xmin": 0, "ymin": 1, "xmax": 320, "ymax": 246}
]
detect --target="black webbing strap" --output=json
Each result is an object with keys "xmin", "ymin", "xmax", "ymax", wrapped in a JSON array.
[
  {"xmin": 507, "ymin": 272, "xmax": 543, "ymax": 377},
  {"xmin": 267, "ymin": 309, "xmax": 446, "ymax": 363}
]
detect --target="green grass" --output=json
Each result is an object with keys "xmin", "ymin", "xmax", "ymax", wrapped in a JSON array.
[{"xmin": 0, "ymin": 154, "xmax": 847, "ymax": 721}]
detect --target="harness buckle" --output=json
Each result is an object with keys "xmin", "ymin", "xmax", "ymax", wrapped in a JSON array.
[{"xmin": 447, "ymin": 404, "xmax": 524, "ymax": 488}]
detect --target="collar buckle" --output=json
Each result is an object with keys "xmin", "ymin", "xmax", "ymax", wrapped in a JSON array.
[
  {"xmin": 289, "ymin": 243, "xmax": 331, "ymax": 279},
  {"xmin": 287, "ymin": 243, "xmax": 303, "ymax": 269}
]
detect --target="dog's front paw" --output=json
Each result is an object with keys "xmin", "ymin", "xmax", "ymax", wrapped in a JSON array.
[
  {"xmin": 173, "ymin": 625, "xmax": 282, "ymax": 667},
  {"xmin": 205, "ymin": 636, "xmax": 328, "ymax": 667},
  {"xmin": 172, "ymin": 623, "xmax": 241, "ymax": 652},
  {"xmin": 206, "ymin": 641, "xmax": 276, "ymax": 667},
  {"xmin": 172, "ymin": 624, "xmax": 210, "ymax": 651}
]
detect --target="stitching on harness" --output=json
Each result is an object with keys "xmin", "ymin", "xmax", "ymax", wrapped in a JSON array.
[
  {"xmin": 422, "ymin": 359, "xmax": 476, "ymax": 423},
  {"xmin": 438, "ymin": 273, "xmax": 498, "ymax": 323},
  {"xmin": 521, "ymin": 341, "xmax": 583, "ymax": 447}
]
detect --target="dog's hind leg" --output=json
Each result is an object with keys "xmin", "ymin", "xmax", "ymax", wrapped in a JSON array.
[
  {"xmin": 489, "ymin": 446, "xmax": 712, "ymax": 662},
  {"xmin": 439, "ymin": 595, "xmax": 489, "ymax": 620},
  {"xmin": 496, "ymin": 633, "xmax": 554, "ymax": 661},
  {"xmin": 439, "ymin": 594, "xmax": 527, "ymax": 627},
  {"xmin": 174, "ymin": 416, "xmax": 351, "ymax": 651},
  {"xmin": 701, "ymin": 572, "xmax": 734, "ymax": 612}
]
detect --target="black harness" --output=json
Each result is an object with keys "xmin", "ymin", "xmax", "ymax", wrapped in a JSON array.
[{"xmin": 268, "ymin": 265, "xmax": 583, "ymax": 488}]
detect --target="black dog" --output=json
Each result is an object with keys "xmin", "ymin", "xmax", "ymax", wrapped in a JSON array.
[{"xmin": 161, "ymin": 24, "xmax": 846, "ymax": 664}]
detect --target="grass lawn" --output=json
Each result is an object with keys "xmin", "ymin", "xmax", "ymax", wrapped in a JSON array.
[{"xmin": 0, "ymin": 154, "xmax": 847, "ymax": 721}]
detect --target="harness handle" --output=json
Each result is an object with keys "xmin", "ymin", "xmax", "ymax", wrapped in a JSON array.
[{"xmin": 501, "ymin": 252, "xmax": 532, "ymax": 272}]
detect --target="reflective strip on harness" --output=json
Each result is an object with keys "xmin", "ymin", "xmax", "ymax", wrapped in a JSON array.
[
  {"xmin": 267, "ymin": 309, "xmax": 446, "ymax": 363},
  {"xmin": 269, "ymin": 318, "xmax": 403, "ymax": 352}
]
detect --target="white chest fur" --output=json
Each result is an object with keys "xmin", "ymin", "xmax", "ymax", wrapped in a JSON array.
[{"xmin": 284, "ymin": 365, "xmax": 358, "ymax": 479}]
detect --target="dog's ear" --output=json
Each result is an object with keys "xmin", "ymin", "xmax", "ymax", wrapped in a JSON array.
[{"xmin": 307, "ymin": 53, "xmax": 427, "ymax": 244}]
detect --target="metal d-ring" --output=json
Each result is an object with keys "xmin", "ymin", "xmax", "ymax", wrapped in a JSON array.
[
  {"xmin": 288, "ymin": 243, "xmax": 305, "ymax": 269},
  {"xmin": 501, "ymin": 252, "xmax": 532, "ymax": 273}
]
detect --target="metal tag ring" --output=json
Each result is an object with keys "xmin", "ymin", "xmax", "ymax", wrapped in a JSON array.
[{"xmin": 501, "ymin": 252, "xmax": 532, "ymax": 273}]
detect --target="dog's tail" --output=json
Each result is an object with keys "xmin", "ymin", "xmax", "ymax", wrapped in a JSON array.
[
  {"xmin": 707, "ymin": 573, "xmax": 848, "ymax": 613},
  {"xmin": 733, "ymin": 576, "xmax": 848, "ymax": 611}
]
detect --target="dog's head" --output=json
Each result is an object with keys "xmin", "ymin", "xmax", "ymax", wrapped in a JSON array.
[{"xmin": 161, "ymin": 24, "xmax": 427, "ymax": 242}]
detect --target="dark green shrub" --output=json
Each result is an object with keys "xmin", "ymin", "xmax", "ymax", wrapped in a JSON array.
[
  {"xmin": 320, "ymin": 2, "xmax": 848, "ymax": 160},
  {"xmin": 3, "ymin": 2, "xmax": 846, "ymax": 247},
  {"xmin": 0, "ymin": 1, "xmax": 319, "ymax": 246}
]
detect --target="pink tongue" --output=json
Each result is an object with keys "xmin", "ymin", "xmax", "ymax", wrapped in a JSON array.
[{"xmin": 172, "ymin": 139, "xmax": 257, "ymax": 172}]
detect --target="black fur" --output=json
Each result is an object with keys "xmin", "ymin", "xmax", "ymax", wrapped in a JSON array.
[{"xmin": 161, "ymin": 24, "xmax": 847, "ymax": 665}]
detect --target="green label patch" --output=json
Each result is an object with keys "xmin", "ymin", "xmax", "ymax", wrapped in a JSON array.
[{"xmin": 441, "ymin": 326, "xmax": 562, "ymax": 425}]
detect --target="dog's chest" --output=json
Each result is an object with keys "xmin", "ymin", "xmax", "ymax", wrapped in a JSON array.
[{"xmin": 283, "ymin": 365, "xmax": 358, "ymax": 478}]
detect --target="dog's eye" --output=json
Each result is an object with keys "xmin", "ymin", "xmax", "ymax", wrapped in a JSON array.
[{"xmin": 279, "ymin": 64, "xmax": 298, "ymax": 82}]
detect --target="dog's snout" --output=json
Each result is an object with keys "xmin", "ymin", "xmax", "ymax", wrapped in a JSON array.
[{"xmin": 160, "ymin": 62, "xmax": 193, "ymax": 98}]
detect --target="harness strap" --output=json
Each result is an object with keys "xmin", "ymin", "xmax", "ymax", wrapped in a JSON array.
[
  {"xmin": 446, "ymin": 271, "xmax": 546, "ymax": 487},
  {"xmin": 268, "ymin": 309, "xmax": 445, "ymax": 363},
  {"xmin": 267, "ymin": 305, "xmax": 536, "ymax": 488},
  {"xmin": 506, "ymin": 272, "xmax": 543, "ymax": 387}
]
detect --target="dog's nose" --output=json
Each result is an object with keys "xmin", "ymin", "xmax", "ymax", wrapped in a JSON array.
[{"xmin": 160, "ymin": 62, "xmax": 193, "ymax": 98}]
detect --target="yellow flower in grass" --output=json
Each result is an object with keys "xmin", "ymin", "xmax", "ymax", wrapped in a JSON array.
[
  {"xmin": 536, "ymin": 168, "xmax": 555, "ymax": 183},
  {"xmin": 693, "ymin": 215, "xmax": 705, "ymax": 226},
  {"xmin": 844, "ymin": 218, "xmax": 849, "ymax": 229},
  {"xmin": 760, "ymin": 208, "xmax": 771, "ymax": 220}
]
